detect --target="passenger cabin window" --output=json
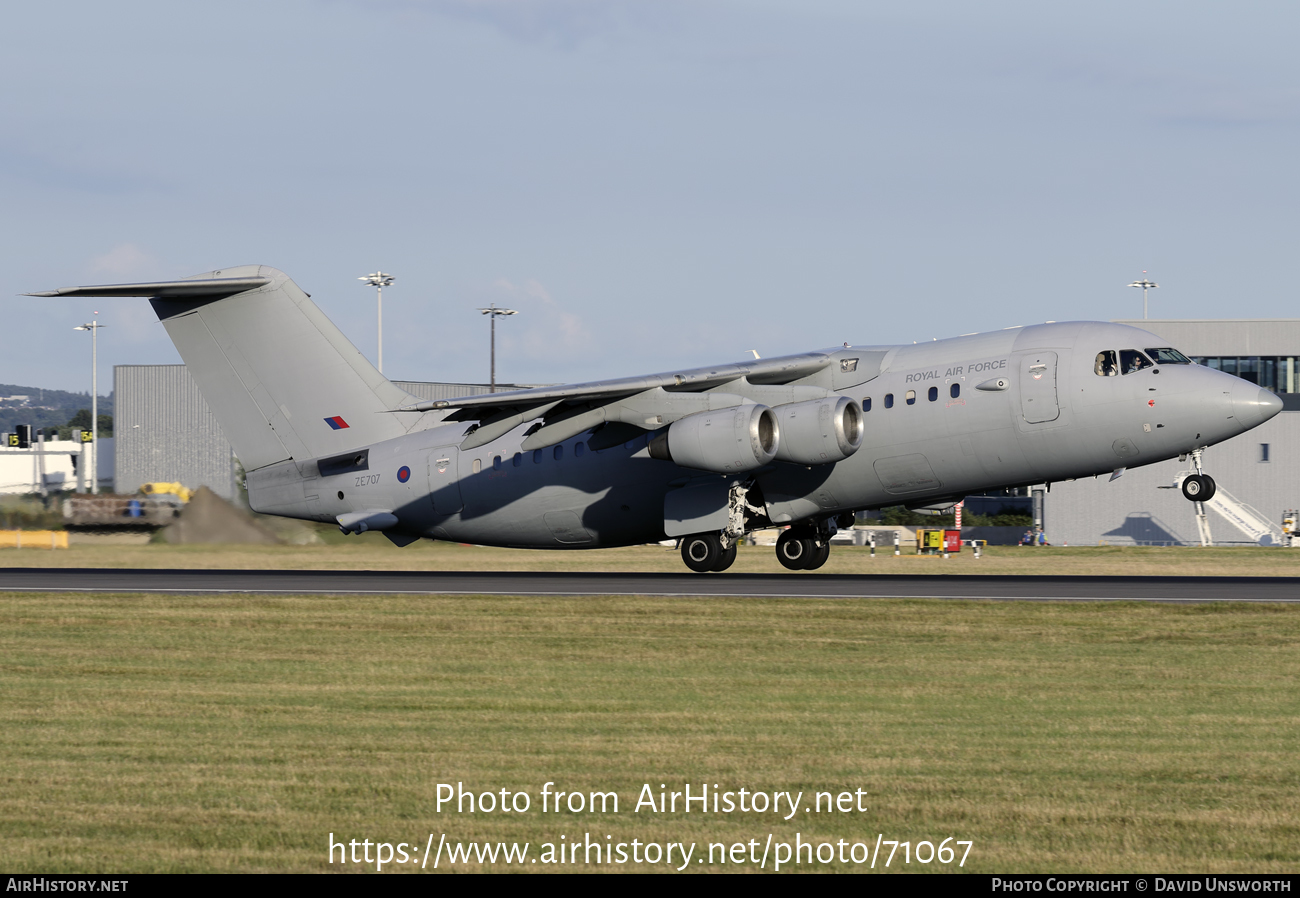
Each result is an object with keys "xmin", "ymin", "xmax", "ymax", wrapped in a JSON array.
[
  {"xmin": 885, "ymin": 393, "xmax": 894, "ymax": 409},
  {"xmin": 863, "ymin": 397, "xmax": 871, "ymax": 412},
  {"xmin": 492, "ymin": 455, "xmax": 502, "ymax": 471},
  {"xmin": 905, "ymin": 390, "xmax": 916, "ymax": 405},
  {"xmin": 1146, "ymin": 347, "xmax": 1192, "ymax": 365},
  {"xmin": 1120, "ymin": 349, "xmax": 1154, "ymax": 375},
  {"xmin": 574, "ymin": 442, "xmax": 586, "ymax": 458},
  {"xmin": 950, "ymin": 383, "xmax": 961, "ymax": 399},
  {"xmin": 554, "ymin": 445, "xmax": 564, "ymax": 461},
  {"xmin": 1095, "ymin": 350, "xmax": 1118, "ymax": 377},
  {"xmin": 472, "ymin": 458, "xmax": 482, "ymax": 474},
  {"xmin": 533, "ymin": 449, "xmax": 543, "ymax": 464},
  {"xmin": 513, "ymin": 452, "xmax": 522, "ymax": 467},
  {"xmin": 928, "ymin": 386, "xmax": 938, "ymax": 402}
]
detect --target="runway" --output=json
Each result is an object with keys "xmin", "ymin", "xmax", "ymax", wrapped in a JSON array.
[{"xmin": 0, "ymin": 568, "xmax": 1297, "ymax": 602}]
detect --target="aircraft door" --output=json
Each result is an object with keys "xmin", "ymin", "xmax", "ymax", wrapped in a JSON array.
[
  {"xmin": 426, "ymin": 447, "xmax": 464, "ymax": 515},
  {"xmin": 1019, "ymin": 351, "xmax": 1060, "ymax": 424}
]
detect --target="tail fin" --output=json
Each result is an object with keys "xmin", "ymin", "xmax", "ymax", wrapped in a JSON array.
[{"xmin": 32, "ymin": 265, "xmax": 416, "ymax": 471}]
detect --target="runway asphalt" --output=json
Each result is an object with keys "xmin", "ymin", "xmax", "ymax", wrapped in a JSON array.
[{"xmin": 0, "ymin": 568, "xmax": 1297, "ymax": 602}]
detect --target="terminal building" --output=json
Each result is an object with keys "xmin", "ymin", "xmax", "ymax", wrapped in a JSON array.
[{"xmin": 1046, "ymin": 320, "xmax": 1300, "ymax": 546}]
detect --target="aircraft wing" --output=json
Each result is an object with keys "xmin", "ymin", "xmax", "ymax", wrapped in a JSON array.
[
  {"xmin": 405, "ymin": 351, "xmax": 874, "ymax": 452},
  {"xmin": 399, "ymin": 353, "xmax": 835, "ymax": 413}
]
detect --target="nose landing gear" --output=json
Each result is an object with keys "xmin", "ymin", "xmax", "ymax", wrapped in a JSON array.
[
  {"xmin": 1181, "ymin": 474, "xmax": 1217, "ymax": 502},
  {"xmin": 1181, "ymin": 448, "xmax": 1218, "ymax": 502}
]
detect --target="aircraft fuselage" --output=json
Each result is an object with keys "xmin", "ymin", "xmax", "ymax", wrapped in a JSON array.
[{"xmin": 247, "ymin": 320, "xmax": 1280, "ymax": 549}]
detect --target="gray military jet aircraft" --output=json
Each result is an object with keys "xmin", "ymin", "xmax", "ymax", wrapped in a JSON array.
[{"xmin": 32, "ymin": 265, "xmax": 1282, "ymax": 571}]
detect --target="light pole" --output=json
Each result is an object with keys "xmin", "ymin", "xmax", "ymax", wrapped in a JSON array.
[
  {"xmin": 74, "ymin": 314, "xmax": 105, "ymax": 494},
  {"xmin": 1128, "ymin": 273, "xmax": 1158, "ymax": 320},
  {"xmin": 476, "ymin": 303, "xmax": 518, "ymax": 392},
  {"xmin": 359, "ymin": 272, "xmax": 395, "ymax": 373}
]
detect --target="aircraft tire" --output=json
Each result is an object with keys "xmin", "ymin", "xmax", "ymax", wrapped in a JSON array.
[
  {"xmin": 804, "ymin": 540, "xmax": 831, "ymax": 571},
  {"xmin": 1199, "ymin": 475, "xmax": 1217, "ymax": 502},
  {"xmin": 681, "ymin": 533, "xmax": 722, "ymax": 573},
  {"xmin": 711, "ymin": 541, "xmax": 738, "ymax": 572},
  {"xmin": 1182, "ymin": 474, "xmax": 1216, "ymax": 502},
  {"xmin": 776, "ymin": 530, "xmax": 813, "ymax": 570}
]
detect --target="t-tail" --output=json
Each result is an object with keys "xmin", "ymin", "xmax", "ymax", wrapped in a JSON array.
[{"xmin": 29, "ymin": 265, "xmax": 416, "ymax": 472}]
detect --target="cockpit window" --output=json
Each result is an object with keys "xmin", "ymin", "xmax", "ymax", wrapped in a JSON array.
[
  {"xmin": 1094, "ymin": 350, "xmax": 1118, "ymax": 377},
  {"xmin": 1120, "ymin": 349, "xmax": 1153, "ymax": 374},
  {"xmin": 1145, "ymin": 347, "xmax": 1192, "ymax": 365}
]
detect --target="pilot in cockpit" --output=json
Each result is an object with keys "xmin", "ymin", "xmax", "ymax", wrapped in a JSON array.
[{"xmin": 1094, "ymin": 350, "xmax": 1118, "ymax": 377}]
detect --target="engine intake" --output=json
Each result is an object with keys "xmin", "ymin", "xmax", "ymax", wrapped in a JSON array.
[
  {"xmin": 649, "ymin": 404, "xmax": 779, "ymax": 473},
  {"xmin": 773, "ymin": 396, "xmax": 863, "ymax": 465}
]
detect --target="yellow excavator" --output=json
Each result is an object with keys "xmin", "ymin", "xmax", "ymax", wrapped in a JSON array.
[{"xmin": 139, "ymin": 482, "xmax": 194, "ymax": 504}]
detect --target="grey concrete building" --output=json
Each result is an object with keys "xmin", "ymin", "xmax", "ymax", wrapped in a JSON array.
[
  {"xmin": 1046, "ymin": 320, "xmax": 1300, "ymax": 546},
  {"xmin": 114, "ymin": 365, "xmax": 519, "ymax": 499},
  {"xmin": 114, "ymin": 365, "xmax": 235, "ymax": 498}
]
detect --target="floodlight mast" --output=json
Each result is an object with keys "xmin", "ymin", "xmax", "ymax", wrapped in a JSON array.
[
  {"xmin": 476, "ymin": 303, "xmax": 519, "ymax": 393},
  {"xmin": 73, "ymin": 314, "xmax": 105, "ymax": 494},
  {"xmin": 1128, "ymin": 273, "xmax": 1158, "ymax": 320},
  {"xmin": 359, "ymin": 272, "xmax": 395, "ymax": 373}
]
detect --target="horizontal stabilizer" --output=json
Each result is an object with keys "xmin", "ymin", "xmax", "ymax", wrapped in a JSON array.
[{"xmin": 26, "ymin": 277, "xmax": 271, "ymax": 299}]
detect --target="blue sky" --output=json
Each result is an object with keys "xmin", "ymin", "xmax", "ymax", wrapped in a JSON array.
[{"xmin": 5, "ymin": 1, "xmax": 1299, "ymax": 393}]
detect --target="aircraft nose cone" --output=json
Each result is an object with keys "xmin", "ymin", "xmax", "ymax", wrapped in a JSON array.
[
  {"xmin": 1258, "ymin": 388, "xmax": 1284, "ymax": 421},
  {"xmin": 1233, "ymin": 387, "xmax": 1283, "ymax": 430}
]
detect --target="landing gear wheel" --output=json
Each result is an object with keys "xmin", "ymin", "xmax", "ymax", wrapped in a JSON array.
[
  {"xmin": 776, "ymin": 530, "xmax": 814, "ymax": 570},
  {"xmin": 711, "ymin": 541, "xmax": 738, "ymax": 572},
  {"xmin": 1199, "ymin": 474, "xmax": 1217, "ymax": 502},
  {"xmin": 681, "ymin": 533, "xmax": 722, "ymax": 573},
  {"xmin": 1182, "ymin": 474, "xmax": 1217, "ymax": 502},
  {"xmin": 804, "ymin": 540, "xmax": 831, "ymax": 571}
]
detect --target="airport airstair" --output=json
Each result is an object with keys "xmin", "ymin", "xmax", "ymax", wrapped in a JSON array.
[{"xmin": 1164, "ymin": 473, "xmax": 1286, "ymax": 547}]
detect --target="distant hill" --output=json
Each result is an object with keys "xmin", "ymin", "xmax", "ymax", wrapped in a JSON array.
[{"xmin": 0, "ymin": 383, "xmax": 114, "ymax": 436}]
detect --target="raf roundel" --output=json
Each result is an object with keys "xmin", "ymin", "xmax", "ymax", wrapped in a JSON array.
[{"xmin": 397, "ymin": 465, "xmax": 411, "ymax": 483}]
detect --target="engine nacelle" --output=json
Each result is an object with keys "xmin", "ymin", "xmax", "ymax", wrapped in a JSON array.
[
  {"xmin": 648, "ymin": 404, "xmax": 779, "ymax": 473},
  {"xmin": 773, "ymin": 395, "xmax": 863, "ymax": 465}
]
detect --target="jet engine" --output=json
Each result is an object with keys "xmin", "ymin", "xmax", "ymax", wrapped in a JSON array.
[
  {"xmin": 772, "ymin": 396, "xmax": 863, "ymax": 465},
  {"xmin": 648, "ymin": 404, "xmax": 779, "ymax": 473}
]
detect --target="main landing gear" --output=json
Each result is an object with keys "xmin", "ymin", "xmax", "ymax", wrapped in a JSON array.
[
  {"xmin": 775, "ymin": 525, "xmax": 832, "ymax": 571},
  {"xmin": 680, "ymin": 532, "xmax": 738, "ymax": 573},
  {"xmin": 1181, "ymin": 448, "xmax": 1217, "ymax": 502}
]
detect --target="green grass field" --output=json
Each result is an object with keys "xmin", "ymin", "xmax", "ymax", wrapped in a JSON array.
[{"xmin": 2, "ymin": 591, "xmax": 1297, "ymax": 872}]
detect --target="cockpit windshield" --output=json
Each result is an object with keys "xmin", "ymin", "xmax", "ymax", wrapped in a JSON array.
[
  {"xmin": 1145, "ymin": 347, "xmax": 1192, "ymax": 365},
  {"xmin": 1119, "ymin": 349, "xmax": 1153, "ymax": 374}
]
